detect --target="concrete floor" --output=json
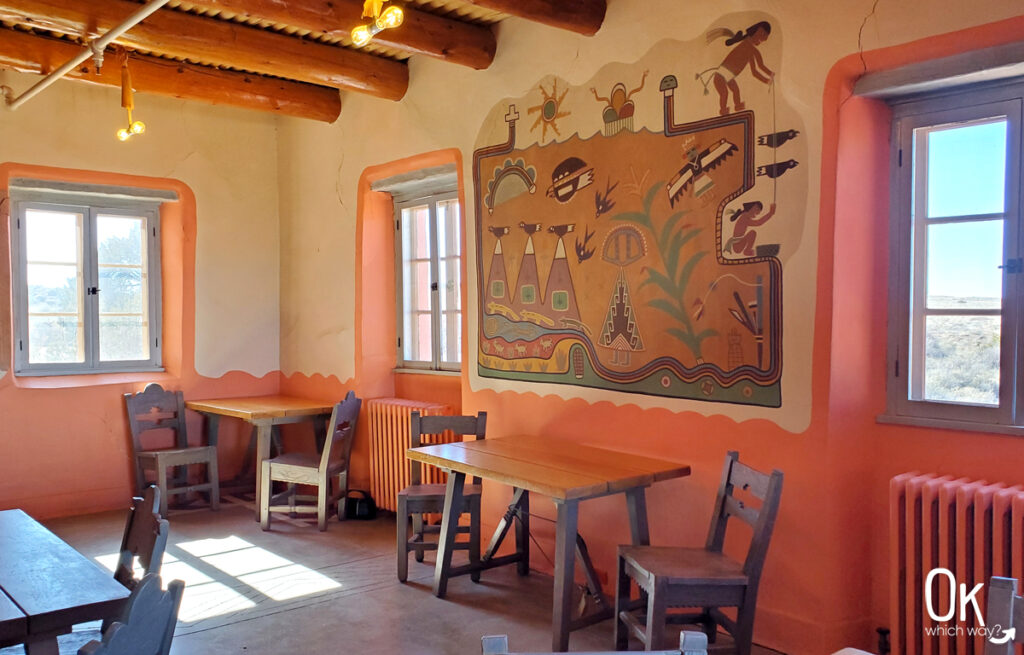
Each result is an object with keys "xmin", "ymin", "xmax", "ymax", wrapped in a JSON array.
[{"xmin": 42, "ymin": 498, "xmax": 781, "ymax": 654}]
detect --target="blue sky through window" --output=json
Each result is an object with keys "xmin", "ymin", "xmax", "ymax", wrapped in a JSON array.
[{"xmin": 925, "ymin": 120, "xmax": 1008, "ymax": 304}]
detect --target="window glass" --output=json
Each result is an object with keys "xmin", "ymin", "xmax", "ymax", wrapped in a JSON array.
[
  {"xmin": 97, "ymin": 214, "xmax": 150, "ymax": 362},
  {"xmin": 24, "ymin": 208, "xmax": 85, "ymax": 364}
]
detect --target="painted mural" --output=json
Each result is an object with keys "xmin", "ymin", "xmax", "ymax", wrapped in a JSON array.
[{"xmin": 473, "ymin": 18, "xmax": 805, "ymax": 407}]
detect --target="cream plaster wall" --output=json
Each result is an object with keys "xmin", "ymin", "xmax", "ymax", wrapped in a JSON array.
[
  {"xmin": 0, "ymin": 71, "xmax": 281, "ymax": 378},
  {"xmin": 277, "ymin": 0, "xmax": 1024, "ymax": 423}
]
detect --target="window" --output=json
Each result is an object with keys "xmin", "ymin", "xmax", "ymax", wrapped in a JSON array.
[
  {"xmin": 395, "ymin": 193, "xmax": 461, "ymax": 371},
  {"xmin": 10, "ymin": 183, "xmax": 165, "ymax": 375},
  {"xmin": 887, "ymin": 81, "xmax": 1023, "ymax": 429}
]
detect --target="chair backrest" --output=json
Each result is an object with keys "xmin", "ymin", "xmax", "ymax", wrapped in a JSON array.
[
  {"xmin": 124, "ymin": 384, "xmax": 189, "ymax": 455},
  {"xmin": 409, "ymin": 411, "xmax": 487, "ymax": 485},
  {"xmin": 78, "ymin": 574, "xmax": 184, "ymax": 655},
  {"xmin": 985, "ymin": 576, "xmax": 1024, "ymax": 654},
  {"xmin": 114, "ymin": 486, "xmax": 170, "ymax": 589},
  {"xmin": 704, "ymin": 451, "xmax": 783, "ymax": 586},
  {"xmin": 319, "ymin": 391, "xmax": 362, "ymax": 472}
]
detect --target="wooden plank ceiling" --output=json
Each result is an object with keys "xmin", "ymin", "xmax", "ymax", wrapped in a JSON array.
[{"xmin": 0, "ymin": 0, "xmax": 606, "ymax": 122}]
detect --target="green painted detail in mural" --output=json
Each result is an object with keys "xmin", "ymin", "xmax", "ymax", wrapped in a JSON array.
[
  {"xmin": 612, "ymin": 181, "xmax": 718, "ymax": 359},
  {"xmin": 491, "ymin": 280, "xmax": 505, "ymax": 298},
  {"xmin": 521, "ymin": 285, "xmax": 537, "ymax": 304},
  {"xmin": 552, "ymin": 291, "xmax": 569, "ymax": 311}
]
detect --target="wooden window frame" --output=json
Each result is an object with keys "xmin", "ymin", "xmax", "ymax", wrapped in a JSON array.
[
  {"xmin": 394, "ymin": 192, "xmax": 461, "ymax": 372},
  {"xmin": 10, "ymin": 192, "xmax": 163, "ymax": 376},
  {"xmin": 884, "ymin": 80, "xmax": 1024, "ymax": 432}
]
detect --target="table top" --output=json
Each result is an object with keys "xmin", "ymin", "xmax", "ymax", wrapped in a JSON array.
[
  {"xmin": 0, "ymin": 510, "xmax": 129, "ymax": 636},
  {"xmin": 185, "ymin": 395, "xmax": 334, "ymax": 421},
  {"xmin": 406, "ymin": 435, "xmax": 690, "ymax": 500}
]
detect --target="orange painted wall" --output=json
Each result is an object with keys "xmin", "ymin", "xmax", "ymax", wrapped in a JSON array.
[
  {"xmin": 0, "ymin": 163, "xmax": 279, "ymax": 519},
  {"xmin": 370, "ymin": 15, "xmax": 1024, "ymax": 654}
]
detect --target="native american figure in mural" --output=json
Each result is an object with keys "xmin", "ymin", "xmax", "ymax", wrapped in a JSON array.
[
  {"xmin": 697, "ymin": 21, "xmax": 774, "ymax": 116},
  {"xmin": 473, "ymin": 22, "xmax": 804, "ymax": 408}
]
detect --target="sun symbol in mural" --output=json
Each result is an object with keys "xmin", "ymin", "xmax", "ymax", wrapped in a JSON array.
[{"xmin": 528, "ymin": 80, "xmax": 570, "ymax": 140}]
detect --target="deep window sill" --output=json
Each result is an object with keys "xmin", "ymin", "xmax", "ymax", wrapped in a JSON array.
[
  {"xmin": 393, "ymin": 367, "xmax": 461, "ymax": 377},
  {"xmin": 877, "ymin": 413, "xmax": 1024, "ymax": 437},
  {"xmin": 11, "ymin": 368, "xmax": 171, "ymax": 390}
]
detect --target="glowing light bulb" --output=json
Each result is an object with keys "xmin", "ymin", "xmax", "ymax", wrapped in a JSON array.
[
  {"xmin": 117, "ymin": 128, "xmax": 131, "ymax": 141},
  {"xmin": 351, "ymin": 24, "xmax": 373, "ymax": 47},
  {"xmin": 376, "ymin": 5, "xmax": 403, "ymax": 29},
  {"xmin": 130, "ymin": 120, "xmax": 146, "ymax": 135}
]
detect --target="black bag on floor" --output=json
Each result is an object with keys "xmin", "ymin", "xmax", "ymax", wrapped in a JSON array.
[{"xmin": 343, "ymin": 490, "xmax": 377, "ymax": 520}]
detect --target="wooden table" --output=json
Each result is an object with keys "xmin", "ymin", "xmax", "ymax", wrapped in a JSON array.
[
  {"xmin": 0, "ymin": 510, "xmax": 129, "ymax": 654},
  {"xmin": 406, "ymin": 435, "xmax": 690, "ymax": 652},
  {"xmin": 185, "ymin": 395, "xmax": 335, "ymax": 518}
]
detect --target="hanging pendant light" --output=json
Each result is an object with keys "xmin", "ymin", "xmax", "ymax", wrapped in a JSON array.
[
  {"xmin": 116, "ymin": 53, "xmax": 146, "ymax": 142},
  {"xmin": 351, "ymin": 0, "xmax": 404, "ymax": 48}
]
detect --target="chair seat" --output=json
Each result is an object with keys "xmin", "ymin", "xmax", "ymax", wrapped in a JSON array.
[
  {"xmin": 267, "ymin": 452, "xmax": 318, "ymax": 469},
  {"xmin": 398, "ymin": 483, "xmax": 483, "ymax": 499},
  {"xmin": 137, "ymin": 446, "xmax": 216, "ymax": 467},
  {"xmin": 618, "ymin": 546, "xmax": 748, "ymax": 586}
]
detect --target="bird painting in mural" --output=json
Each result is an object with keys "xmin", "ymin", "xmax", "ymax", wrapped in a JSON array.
[
  {"xmin": 666, "ymin": 138, "xmax": 738, "ymax": 207},
  {"xmin": 547, "ymin": 224, "xmax": 575, "ymax": 238},
  {"xmin": 488, "ymin": 225, "xmax": 510, "ymax": 239},
  {"xmin": 519, "ymin": 221, "xmax": 543, "ymax": 235}
]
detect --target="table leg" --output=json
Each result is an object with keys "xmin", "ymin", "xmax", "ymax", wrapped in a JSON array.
[
  {"xmin": 24, "ymin": 637, "xmax": 58, "ymax": 655},
  {"xmin": 253, "ymin": 423, "xmax": 272, "ymax": 521},
  {"xmin": 433, "ymin": 471, "xmax": 466, "ymax": 598},
  {"xmin": 552, "ymin": 499, "xmax": 579, "ymax": 652},
  {"xmin": 625, "ymin": 487, "xmax": 651, "ymax": 545},
  {"xmin": 516, "ymin": 489, "xmax": 530, "ymax": 576}
]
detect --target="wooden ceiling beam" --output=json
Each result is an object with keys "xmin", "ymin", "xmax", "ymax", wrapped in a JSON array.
[
  {"xmin": 462, "ymin": 0, "xmax": 605, "ymax": 36},
  {"xmin": 0, "ymin": 0, "xmax": 408, "ymax": 100},
  {"xmin": 0, "ymin": 28, "xmax": 342, "ymax": 122},
  {"xmin": 180, "ymin": 0, "xmax": 496, "ymax": 70}
]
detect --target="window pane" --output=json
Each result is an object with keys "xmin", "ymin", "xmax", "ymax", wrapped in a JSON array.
[
  {"xmin": 925, "ymin": 220, "xmax": 1003, "ymax": 310},
  {"xmin": 403, "ymin": 312, "xmax": 432, "ymax": 363},
  {"xmin": 401, "ymin": 205, "xmax": 430, "ymax": 261},
  {"xmin": 922, "ymin": 315, "xmax": 1000, "ymax": 405},
  {"xmin": 96, "ymin": 215, "xmax": 150, "ymax": 362},
  {"xmin": 99, "ymin": 316, "xmax": 148, "ymax": 362},
  {"xmin": 28, "ymin": 316, "xmax": 83, "ymax": 364},
  {"xmin": 925, "ymin": 119, "xmax": 1007, "ymax": 218},
  {"xmin": 437, "ymin": 200, "xmax": 461, "ymax": 365},
  {"xmin": 24, "ymin": 209, "xmax": 85, "ymax": 364}
]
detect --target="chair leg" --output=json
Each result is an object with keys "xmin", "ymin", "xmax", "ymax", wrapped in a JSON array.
[
  {"xmin": 156, "ymin": 465, "xmax": 169, "ymax": 518},
  {"xmin": 469, "ymin": 497, "xmax": 481, "ymax": 583},
  {"xmin": 208, "ymin": 456, "xmax": 220, "ymax": 511},
  {"xmin": 336, "ymin": 472, "xmax": 348, "ymax": 521},
  {"xmin": 317, "ymin": 480, "xmax": 328, "ymax": 531},
  {"xmin": 614, "ymin": 555, "xmax": 630, "ymax": 651},
  {"xmin": 397, "ymin": 497, "xmax": 409, "ymax": 582},
  {"xmin": 702, "ymin": 607, "xmax": 717, "ymax": 643},
  {"xmin": 260, "ymin": 461, "xmax": 271, "ymax": 531},
  {"xmin": 644, "ymin": 581, "xmax": 666, "ymax": 651},
  {"xmin": 734, "ymin": 597, "xmax": 756, "ymax": 655},
  {"xmin": 288, "ymin": 483, "xmax": 297, "ymax": 515},
  {"xmin": 412, "ymin": 513, "xmax": 425, "ymax": 562}
]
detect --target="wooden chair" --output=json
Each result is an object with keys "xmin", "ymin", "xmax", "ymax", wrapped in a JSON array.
[
  {"xmin": 614, "ymin": 451, "xmax": 783, "ymax": 653},
  {"xmin": 260, "ymin": 391, "xmax": 362, "ymax": 531},
  {"xmin": 114, "ymin": 486, "xmax": 170, "ymax": 589},
  {"xmin": 78, "ymin": 574, "xmax": 184, "ymax": 655},
  {"xmin": 124, "ymin": 384, "xmax": 219, "ymax": 517},
  {"xmin": 984, "ymin": 576, "xmax": 1024, "ymax": 654},
  {"xmin": 481, "ymin": 631, "xmax": 708, "ymax": 655},
  {"xmin": 396, "ymin": 411, "xmax": 486, "ymax": 584}
]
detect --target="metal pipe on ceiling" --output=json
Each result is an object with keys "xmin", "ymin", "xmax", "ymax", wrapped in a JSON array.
[{"xmin": 3, "ymin": 0, "xmax": 172, "ymax": 111}]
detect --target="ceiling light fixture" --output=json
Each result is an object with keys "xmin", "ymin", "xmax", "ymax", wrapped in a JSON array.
[
  {"xmin": 116, "ymin": 53, "xmax": 146, "ymax": 142},
  {"xmin": 351, "ymin": 0, "xmax": 404, "ymax": 48}
]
